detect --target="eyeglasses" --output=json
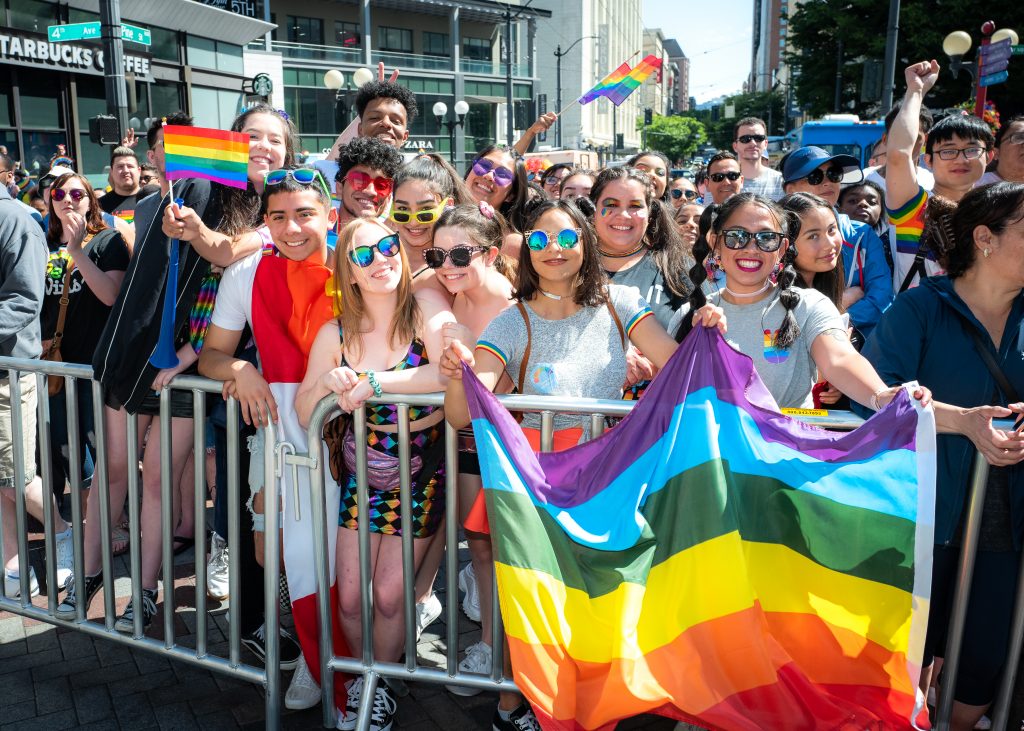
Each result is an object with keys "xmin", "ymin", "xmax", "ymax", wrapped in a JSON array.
[
  {"xmin": 933, "ymin": 146, "xmax": 987, "ymax": 161},
  {"xmin": 422, "ymin": 245, "xmax": 488, "ymax": 268},
  {"xmin": 389, "ymin": 200, "xmax": 447, "ymax": 225},
  {"xmin": 709, "ymin": 171, "xmax": 742, "ymax": 183},
  {"xmin": 720, "ymin": 228, "xmax": 784, "ymax": 252},
  {"xmin": 805, "ymin": 166, "xmax": 845, "ymax": 186},
  {"xmin": 265, "ymin": 168, "xmax": 333, "ymax": 200},
  {"xmin": 349, "ymin": 232, "xmax": 401, "ymax": 267},
  {"xmin": 736, "ymin": 134, "xmax": 767, "ymax": 144},
  {"xmin": 1006, "ymin": 133, "xmax": 1024, "ymax": 146},
  {"xmin": 635, "ymin": 164, "xmax": 667, "ymax": 177},
  {"xmin": 471, "ymin": 158, "xmax": 515, "ymax": 187},
  {"xmin": 525, "ymin": 228, "xmax": 581, "ymax": 251},
  {"xmin": 670, "ymin": 188, "xmax": 698, "ymax": 200},
  {"xmin": 344, "ymin": 170, "xmax": 393, "ymax": 198},
  {"xmin": 52, "ymin": 188, "xmax": 88, "ymax": 203},
  {"xmin": 139, "ymin": 175, "xmax": 156, "ymax": 185}
]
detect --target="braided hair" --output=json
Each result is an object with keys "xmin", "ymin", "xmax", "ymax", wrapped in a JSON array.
[
  {"xmin": 675, "ymin": 193, "xmax": 798, "ymax": 346},
  {"xmin": 589, "ymin": 166, "xmax": 693, "ymax": 298},
  {"xmin": 779, "ymin": 192, "xmax": 846, "ymax": 312}
]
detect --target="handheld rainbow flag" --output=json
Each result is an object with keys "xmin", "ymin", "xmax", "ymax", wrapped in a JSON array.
[
  {"xmin": 578, "ymin": 54, "xmax": 663, "ymax": 107},
  {"xmin": 463, "ymin": 326, "xmax": 935, "ymax": 731},
  {"xmin": 163, "ymin": 124, "xmax": 250, "ymax": 190}
]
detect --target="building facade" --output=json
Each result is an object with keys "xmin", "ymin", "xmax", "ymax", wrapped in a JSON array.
[
  {"xmin": 641, "ymin": 28, "xmax": 672, "ymax": 118},
  {"xmin": 749, "ymin": 0, "xmax": 801, "ymax": 93},
  {"xmin": 663, "ymin": 37, "xmax": 689, "ymax": 113},
  {"xmin": 0, "ymin": 0, "xmax": 271, "ymax": 184},
  {"xmin": 531, "ymin": 0, "xmax": 644, "ymax": 158},
  {"xmin": 250, "ymin": 0, "xmax": 546, "ymax": 170}
]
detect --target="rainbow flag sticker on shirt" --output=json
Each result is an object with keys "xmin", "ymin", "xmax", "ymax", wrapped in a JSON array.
[{"xmin": 163, "ymin": 125, "xmax": 250, "ymax": 190}]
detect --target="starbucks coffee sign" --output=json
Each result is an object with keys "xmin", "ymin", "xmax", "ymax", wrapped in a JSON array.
[{"xmin": 0, "ymin": 27, "xmax": 153, "ymax": 81}]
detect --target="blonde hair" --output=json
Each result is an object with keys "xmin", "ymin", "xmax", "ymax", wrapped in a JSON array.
[{"xmin": 332, "ymin": 219, "xmax": 420, "ymax": 362}]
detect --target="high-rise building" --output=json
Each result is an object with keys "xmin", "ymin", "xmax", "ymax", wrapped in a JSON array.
[
  {"xmin": 532, "ymin": 0, "xmax": 644, "ymax": 156},
  {"xmin": 749, "ymin": 0, "xmax": 801, "ymax": 93},
  {"xmin": 663, "ymin": 38, "xmax": 689, "ymax": 112},
  {"xmin": 641, "ymin": 28, "xmax": 672, "ymax": 117}
]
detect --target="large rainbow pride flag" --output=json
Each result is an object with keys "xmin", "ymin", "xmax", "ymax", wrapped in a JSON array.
[
  {"xmin": 578, "ymin": 54, "xmax": 663, "ymax": 107},
  {"xmin": 462, "ymin": 326, "xmax": 935, "ymax": 730},
  {"xmin": 163, "ymin": 124, "xmax": 249, "ymax": 189}
]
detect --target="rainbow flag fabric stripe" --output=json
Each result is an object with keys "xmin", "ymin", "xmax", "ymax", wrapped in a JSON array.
[
  {"xmin": 163, "ymin": 125, "xmax": 249, "ymax": 190},
  {"xmin": 462, "ymin": 326, "xmax": 935, "ymax": 731},
  {"xmin": 578, "ymin": 54, "xmax": 663, "ymax": 107}
]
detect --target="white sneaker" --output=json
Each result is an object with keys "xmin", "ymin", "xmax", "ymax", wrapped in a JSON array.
[
  {"xmin": 458, "ymin": 563, "xmax": 481, "ymax": 622},
  {"xmin": 415, "ymin": 593, "xmax": 442, "ymax": 641},
  {"xmin": 54, "ymin": 527, "xmax": 73, "ymax": 589},
  {"xmin": 337, "ymin": 676, "xmax": 363, "ymax": 730},
  {"xmin": 285, "ymin": 653, "xmax": 321, "ymax": 710},
  {"xmin": 3, "ymin": 566, "xmax": 39, "ymax": 599},
  {"xmin": 975, "ymin": 716, "xmax": 992, "ymax": 731},
  {"xmin": 207, "ymin": 533, "xmax": 229, "ymax": 600},
  {"xmin": 445, "ymin": 640, "xmax": 492, "ymax": 696}
]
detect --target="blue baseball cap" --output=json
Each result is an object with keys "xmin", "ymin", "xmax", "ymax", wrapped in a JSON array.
[{"xmin": 782, "ymin": 146, "xmax": 860, "ymax": 184}]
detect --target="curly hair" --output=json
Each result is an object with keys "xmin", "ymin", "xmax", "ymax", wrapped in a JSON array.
[
  {"xmin": 46, "ymin": 173, "xmax": 106, "ymax": 247},
  {"xmin": 946, "ymin": 182, "xmax": 1024, "ymax": 279},
  {"xmin": 517, "ymin": 198, "xmax": 608, "ymax": 308},
  {"xmin": 779, "ymin": 192, "xmax": 846, "ymax": 312},
  {"xmin": 589, "ymin": 166, "xmax": 692, "ymax": 299},
  {"xmin": 676, "ymin": 193, "xmax": 799, "ymax": 347},
  {"xmin": 218, "ymin": 104, "xmax": 299, "ymax": 237},
  {"xmin": 354, "ymin": 80, "xmax": 418, "ymax": 124},
  {"xmin": 336, "ymin": 136, "xmax": 405, "ymax": 183}
]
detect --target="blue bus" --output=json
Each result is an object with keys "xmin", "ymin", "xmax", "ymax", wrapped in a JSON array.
[{"xmin": 785, "ymin": 115, "xmax": 884, "ymax": 168}]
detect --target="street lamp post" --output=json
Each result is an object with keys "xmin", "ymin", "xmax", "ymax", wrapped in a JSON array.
[
  {"xmin": 943, "ymin": 22, "xmax": 1019, "ymax": 120},
  {"xmin": 323, "ymin": 67, "xmax": 375, "ymax": 130},
  {"xmin": 433, "ymin": 100, "xmax": 470, "ymax": 164},
  {"xmin": 554, "ymin": 35, "xmax": 597, "ymax": 148}
]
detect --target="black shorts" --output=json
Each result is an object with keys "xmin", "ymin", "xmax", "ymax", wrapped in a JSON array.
[{"xmin": 135, "ymin": 388, "xmax": 197, "ymax": 419}]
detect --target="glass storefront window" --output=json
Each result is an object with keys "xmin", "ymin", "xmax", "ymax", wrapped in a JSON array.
[
  {"xmin": 19, "ymin": 73, "xmax": 62, "ymax": 129},
  {"xmin": 150, "ymin": 82, "xmax": 183, "ymax": 118},
  {"xmin": 8, "ymin": 0, "xmax": 55, "ymax": 33},
  {"xmin": 0, "ymin": 78, "xmax": 13, "ymax": 128},
  {"xmin": 285, "ymin": 87, "xmax": 340, "ymax": 136},
  {"xmin": 22, "ymin": 130, "xmax": 68, "ymax": 177},
  {"xmin": 75, "ymin": 76, "xmax": 108, "ymax": 124},
  {"xmin": 192, "ymin": 87, "xmax": 242, "ymax": 129},
  {"xmin": 150, "ymin": 27, "xmax": 180, "ymax": 63},
  {"xmin": 68, "ymin": 7, "xmax": 99, "ymax": 23},
  {"xmin": 78, "ymin": 132, "xmax": 112, "ymax": 188},
  {"xmin": 0, "ymin": 130, "xmax": 18, "ymax": 161},
  {"xmin": 216, "ymin": 43, "xmax": 244, "ymax": 74},
  {"xmin": 187, "ymin": 36, "xmax": 217, "ymax": 69}
]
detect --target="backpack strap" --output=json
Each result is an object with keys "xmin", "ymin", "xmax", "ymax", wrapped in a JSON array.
[{"xmin": 515, "ymin": 301, "xmax": 532, "ymax": 395}]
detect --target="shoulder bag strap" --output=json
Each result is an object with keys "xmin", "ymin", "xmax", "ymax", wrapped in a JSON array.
[
  {"xmin": 898, "ymin": 240, "xmax": 930, "ymax": 293},
  {"xmin": 515, "ymin": 301, "xmax": 532, "ymax": 395},
  {"xmin": 50, "ymin": 233, "xmax": 96, "ymax": 353},
  {"xmin": 948, "ymin": 306, "xmax": 1021, "ymax": 403},
  {"xmin": 606, "ymin": 298, "xmax": 626, "ymax": 350}
]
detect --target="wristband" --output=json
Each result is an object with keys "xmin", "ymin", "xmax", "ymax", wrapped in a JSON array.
[
  {"xmin": 366, "ymin": 370, "xmax": 383, "ymax": 398},
  {"xmin": 870, "ymin": 386, "xmax": 889, "ymax": 411}
]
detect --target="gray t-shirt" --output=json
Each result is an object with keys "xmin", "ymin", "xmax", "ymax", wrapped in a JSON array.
[
  {"xmin": 741, "ymin": 167, "xmax": 784, "ymax": 201},
  {"xmin": 477, "ymin": 284, "xmax": 653, "ymax": 432},
  {"xmin": 670, "ymin": 287, "xmax": 846, "ymax": 408}
]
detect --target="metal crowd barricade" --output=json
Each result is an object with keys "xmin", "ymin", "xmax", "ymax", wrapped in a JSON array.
[
  {"xmin": 1, "ymin": 354, "xmax": 1021, "ymax": 731},
  {"xmin": 0, "ymin": 357, "xmax": 282, "ymax": 728}
]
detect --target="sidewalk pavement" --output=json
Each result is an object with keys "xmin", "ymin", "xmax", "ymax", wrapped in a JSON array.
[{"xmin": 1, "ymin": 529, "xmax": 690, "ymax": 731}]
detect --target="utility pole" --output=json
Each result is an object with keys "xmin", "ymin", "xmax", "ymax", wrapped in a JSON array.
[
  {"xmin": 833, "ymin": 38, "xmax": 844, "ymax": 113},
  {"xmin": 553, "ymin": 35, "xmax": 597, "ymax": 148},
  {"xmin": 880, "ymin": 0, "xmax": 901, "ymax": 113},
  {"xmin": 504, "ymin": 7, "xmax": 513, "ymax": 146},
  {"xmin": 99, "ymin": 0, "xmax": 129, "ymax": 139}
]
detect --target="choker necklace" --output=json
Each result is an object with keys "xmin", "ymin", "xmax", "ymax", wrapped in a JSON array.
[
  {"xmin": 599, "ymin": 242, "xmax": 646, "ymax": 259},
  {"xmin": 539, "ymin": 288, "xmax": 562, "ymax": 300},
  {"xmin": 723, "ymin": 281, "xmax": 773, "ymax": 300}
]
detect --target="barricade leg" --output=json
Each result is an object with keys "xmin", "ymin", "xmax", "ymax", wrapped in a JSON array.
[
  {"xmin": 193, "ymin": 392, "xmax": 209, "ymax": 658},
  {"xmin": 263, "ymin": 423, "xmax": 281, "ymax": 727},
  {"xmin": 37, "ymin": 374, "xmax": 57, "ymax": 610}
]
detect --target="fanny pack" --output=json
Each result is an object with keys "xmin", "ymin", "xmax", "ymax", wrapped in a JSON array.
[{"xmin": 341, "ymin": 429, "xmax": 423, "ymax": 492}]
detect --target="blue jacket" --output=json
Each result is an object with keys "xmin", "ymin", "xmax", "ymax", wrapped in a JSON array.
[
  {"xmin": 859, "ymin": 276, "xmax": 1024, "ymax": 547},
  {"xmin": 838, "ymin": 213, "xmax": 893, "ymax": 336}
]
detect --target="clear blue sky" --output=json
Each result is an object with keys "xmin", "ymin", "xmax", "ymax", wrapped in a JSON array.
[{"xmin": 643, "ymin": 0, "xmax": 753, "ymax": 103}]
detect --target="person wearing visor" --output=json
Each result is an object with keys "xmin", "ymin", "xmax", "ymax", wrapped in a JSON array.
[{"xmin": 783, "ymin": 145, "xmax": 893, "ymax": 336}]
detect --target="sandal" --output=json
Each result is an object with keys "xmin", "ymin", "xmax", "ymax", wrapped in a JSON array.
[
  {"xmin": 172, "ymin": 535, "xmax": 195, "ymax": 557},
  {"xmin": 112, "ymin": 523, "xmax": 130, "ymax": 556}
]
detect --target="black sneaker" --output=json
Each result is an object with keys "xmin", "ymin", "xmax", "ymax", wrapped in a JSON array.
[
  {"xmin": 55, "ymin": 572, "xmax": 104, "ymax": 621},
  {"xmin": 114, "ymin": 587, "xmax": 158, "ymax": 633},
  {"xmin": 368, "ymin": 683, "xmax": 397, "ymax": 731},
  {"xmin": 492, "ymin": 703, "xmax": 542, "ymax": 731},
  {"xmin": 241, "ymin": 622, "xmax": 301, "ymax": 671}
]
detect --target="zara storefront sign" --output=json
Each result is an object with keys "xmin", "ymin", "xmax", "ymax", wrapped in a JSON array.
[{"xmin": 0, "ymin": 27, "xmax": 153, "ymax": 81}]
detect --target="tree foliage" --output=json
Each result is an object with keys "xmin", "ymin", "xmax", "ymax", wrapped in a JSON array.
[
  {"xmin": 683, "ymin": 92, "xmax": 786, "ymax": 149},
  {"xmin": 786, "ymin": 0, "xmax": 1024, "ymax": 120},
  {"xmin": 638, "ymin": 115, "xmax": 708, "ymax": 163}
]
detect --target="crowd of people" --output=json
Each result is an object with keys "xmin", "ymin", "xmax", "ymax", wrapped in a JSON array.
[{"xmin": 1, "ymin": 57, "xmax": 1024, "ymax": 731}]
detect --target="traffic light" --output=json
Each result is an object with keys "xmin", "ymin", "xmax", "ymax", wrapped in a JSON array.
[
  {"xmin": 88, "ymin": 115, "xmax": 121, "ymax": 146},
  {"xmin": 644, "ymin": 108, "xmax": 653, "ymax": 125}
]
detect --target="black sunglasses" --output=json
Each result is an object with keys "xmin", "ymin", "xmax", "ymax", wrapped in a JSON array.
[
  {"xmin": 805, "ymin": 166, "xmax": 845, "ymax": 186},
  {"xmin": 736, "ymin": 134, "xmax": 767, "ymax": 144},
  {"xmin": 709, "ymin": 171, "xmax": 741, "ymax": 183},
  {"xmin": 670, "ymin": 188, "xmax": 698, "ymax": 200},
  {"xmin": 720, "ymin": 228, "xmax": 784, "ymax": 252},
  {"xmin": 422, "ymin": 245, "xmax": 488, "ymax": 269}
]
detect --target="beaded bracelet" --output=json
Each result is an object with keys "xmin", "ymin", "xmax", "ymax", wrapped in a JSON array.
[{"xmin": 366, "ymin": 370, "xmax": 383, "ymax": 398}]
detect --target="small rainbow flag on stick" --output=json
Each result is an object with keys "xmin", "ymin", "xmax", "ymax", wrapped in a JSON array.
[
  {"xmin": 163, "ymin": 125, "xmax": 250, "ymax": 190},
  {"xmin": 578, "ymin": 54, "xmax": 663, "ymax": 107}
]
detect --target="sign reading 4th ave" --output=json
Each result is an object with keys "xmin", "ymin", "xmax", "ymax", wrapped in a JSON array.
[{"xmin": 48, "ymin": 22, "xmax": 151, "ymax": 46}]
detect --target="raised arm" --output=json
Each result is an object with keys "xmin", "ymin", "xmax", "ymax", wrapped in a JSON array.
[
  {"xmin": 886, "ymin": 60, "xmax": 939, "ymax": 211},
  {"xmin": 513, "ymin": 113, "xmax": 557, "ymax": 157}
]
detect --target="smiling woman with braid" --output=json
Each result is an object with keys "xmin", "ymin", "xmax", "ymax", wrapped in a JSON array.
[{"xmin": 670, "ymin": 192, "xmax": 930, "ymax": 411}]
